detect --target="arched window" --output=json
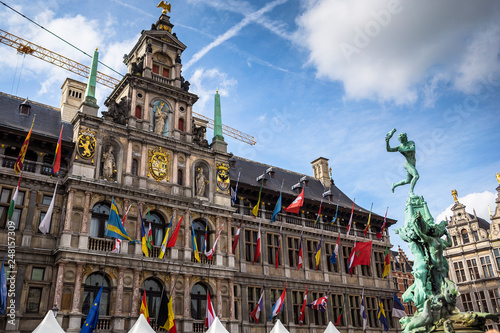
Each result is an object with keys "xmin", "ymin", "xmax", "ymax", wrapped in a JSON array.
[
  {"xmin": 178, "ymin": 118, "xmax": 184, "ymax": 132},
  {"xmin": 132, "ymin": 159, "xmax": 138, "ymax": 176},
  {"xmin": 141, "ymin": 278, "xmax": 163, "ymax": 320},
  {"xmin": 191, "ymin": 283, "xmax": 208, "ymax": 319},
  {"xmin": 461, "ymin": 229, "xmax": 469, "ymax": 244},
  {"xmin": 90, "ymin": 203, "xmax": 110, "ymax": 238},
  {"xmin": 192, "ymin": 219, "xmax": 209, "ymax": 253},
  {"xmin": 135, "ymin": 105, "xmax": 142, "ymax": 119},
  {"xmin": 146, "ymin": 211, "xmax": 165, "ymax": 246},
  {"xmin": 82, "ymin": 273, "xmax": 110, "ymax": 316},
  {"xmin": 177, "ymin": 169, "xmax": 183, "ymax": 186}
]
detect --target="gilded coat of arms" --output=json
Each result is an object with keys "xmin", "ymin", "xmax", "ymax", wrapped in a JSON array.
[
  {"xmin": 148, "ymin": 147, "xmax": 170, "ymax": 182},
  {"xmin": 216, "ymin": 162, "xmax": 230, "ymax": 192},
  {"xmin": 76, "ymin": 128, "xmax": 97, "ymax": 162}
]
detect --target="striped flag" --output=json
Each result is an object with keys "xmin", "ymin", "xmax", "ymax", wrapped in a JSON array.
[
  {"xmin": 307, "ymin": 288, "xmax": 329, "ymax": 313},
  {"xmin": 392, "ymin": 293, "xmax": 407, "ymax": 318},
  {"xmin": 268, "ymin": 282, "xmax": 287, "ymax": 321},
  {"xmin": 298, "ymin": 285, "xmax": 308, "ymax": 325},
  {"xmin": 377, "ymin": 207, "xmax": 388, "ymax": 239},
  {"xmin": 231, "ymin": 219, "xmax": 242, "ymax": 254},
  {"xmin": 330, "ymin": 232, "xmax": 340, "ymax": 264},
  {"xmin": 139, "ymin": 207, "xmax": 149, "ymax": 257},
  {"xmin": 140, "ymin": 290, "xmax": 150, "ymax": 323},
  {"xmin": 52, "ymin": 125, "xmax": 63, "ymax": 174},
  {"xmin": 111, "ymin": 204, "xmax": 131, "ymax": 253},
  {"xmin": 382, "ymin": 246, "xmax": 390, "ymax": 278},
  {"xmin": 7, "ymin": 174, "xmax": 22, "ymax": 222},
  {"xmin": 252, "ymin": 222, "xmax": 261, "ymax": 264},
  {"xmin": 205, "ymin": 223, "xmax": 224, "ymax": 260},
  {"xmin": 346, "ymin": 199, "xmax": 355, "ymax": 236},
  {"xmin": 159, "ymin": 213, "xmax": 174, "ymax": 259},
  {"xmin": 331, "ymin": 195, "xmax": 340, "ymax": 225},
  {"xmin": 297, "ymin": 229, "xmax": 304, "ymax": 270},
  {"xmin": 205, "ymin": 291, "xmax": 215, "ymax": 328},
  {"xmin": 14, "ymin": 116, "xmax": 35, "ymax": 174},
  {"xmin": 191, "ymin": 217, "xmax": 201, "ymax": 263},
  {"xmin": 361, "ymin": 288, "xmax": 367, "ymax": 330},
  {"xmin": 250, "ymin": 286, "xmax": 264, "ymax": 323},
  {"xmin": 315, "ymin": 199, "xmax": 322, "ymax": 224}
]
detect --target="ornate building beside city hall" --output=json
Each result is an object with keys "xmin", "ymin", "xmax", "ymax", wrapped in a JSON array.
[{"xmin": 0, "ymin": 7, "xmax": 401, "ymax": 333}]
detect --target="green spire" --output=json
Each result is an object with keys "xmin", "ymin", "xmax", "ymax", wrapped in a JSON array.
[
  {"xmin": 83, "ymin": 47, "xmax": 99, "ymax": 107},
  {"xmin": 213, "ymin": 90, "xmax": 224, "ymax": 141}
]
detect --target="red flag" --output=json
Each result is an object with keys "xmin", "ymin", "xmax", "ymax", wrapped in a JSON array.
[
  {"xmin": 348, "ymin": 240, "xmax": 373, "ymax": 275},
  {"xmin": 376, "ymin": 207, "xmax": 388, "ymax": 239},
  {"xmin": 250, "ymin": 287, "xmax": 264, "ymax": 322},
  {"xmin": 205, "ymin": 292, "xmax": 215, "ymax": 328},
  {"xmin": 252, "ymin": 223, "xmax": 261, "ymax": 264},
  {"xmin": 166, "ymin": 216, "xmax": 183, "ymax": 247},
  {"xmin": 14, "ymin": 116, "xmax": 35, "ymax": 174},
  {"xmin": 335, "ymin": 312, "xmax": 342, "ymax": 326},
  {"xmin": 231, "ymin": 219, "xmax": 242, "ymax": 254},
  {"xmin": 285, "ymin": 188, "xmax": 304, "ymax": 214},
  {"xmin": 52, "ymin": 125, "xmax": 63, "ymax": 174},
  {"xmin": 297, "ymin": 234, "xmax": 303, "ymax": 270},
  {"xmin": 140, "ymin": 290, "xmax": 150, "ymax": 323},
  {"xmin": 298, "ymin": 284, "xmax": 308, "ymax": 325}
]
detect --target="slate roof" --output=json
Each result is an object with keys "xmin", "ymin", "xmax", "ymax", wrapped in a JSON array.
[
  {"xmin": 0, "ymin": 92, "xmax": 73, "ymax": 142},
  {"xmin": 469, "ymin": 213, "xmax": 490, "ymax": 230}
]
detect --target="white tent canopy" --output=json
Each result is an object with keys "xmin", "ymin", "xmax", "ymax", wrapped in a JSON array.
[
  {"xmin": 323, "ymin": 321, "xmax": 341, "ymax": 333},
  {"xmin": 128, "ymin": 314, "xmax": 156, "ymax": 333},
  {"xmin": 206, "ymin": 317, "xmax": 229, "ymax": 333},
  {"xmin": 269, "ymin": 319, "xmax": 290, "ymax": 333},
  {"xmin": 32, "ymin": 310, "xmax": 65, "ymax": 333}
]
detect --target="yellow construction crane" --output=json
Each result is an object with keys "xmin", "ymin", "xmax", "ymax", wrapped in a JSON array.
[{"xmin": 0, "ymin": 28, "xmax": 256, "ymax": 145}]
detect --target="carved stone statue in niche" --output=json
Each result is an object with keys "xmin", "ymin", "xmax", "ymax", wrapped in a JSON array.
[
  {"xmin": 103, "ymin": 97, "xmax": 129, "ymax": 125},
  {"xmin": 192, "ymin": 121, "xmax": 209, "ymax": 148},
  {"xmin": 154, "ymin": 109, "xmax": 167, "ymax": 135},
  {"xmin": 196, "ymin": 167, "xmax": 209, "ymax": 197},
  {"xmin": 102, "ymin": 146, "xmax": 116, "ymax": 179}
]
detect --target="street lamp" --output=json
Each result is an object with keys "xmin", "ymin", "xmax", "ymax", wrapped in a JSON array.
[{"xmin": 52, "ymin": 304, "xmax": 59, "ymax": 318}]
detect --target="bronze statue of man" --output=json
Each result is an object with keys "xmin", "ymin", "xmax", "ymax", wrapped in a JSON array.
[{"xmin": 386, "ymin": 129, "xmax": 419, "ymax": 195}]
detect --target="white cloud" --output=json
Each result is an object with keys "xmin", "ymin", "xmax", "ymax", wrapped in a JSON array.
[
  {"xmin": 436, "ymin": 191, "xmax": 496, "ymax": 223},
  {"xmin": 295, "ymin": 0, "xmax": 500, "ymax": 104}
]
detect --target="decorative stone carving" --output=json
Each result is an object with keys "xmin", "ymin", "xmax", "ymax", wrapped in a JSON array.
[
  {"xmin": 192, "ymin": 121, "xmax": 209, "ymax": 148},
  {"xmin": 102, "ymin": 146, "xmax": 116, "ymax": 180},
  {"xmin": 196, "ymin": 167, "xmax": 208, "ymax": 197}
]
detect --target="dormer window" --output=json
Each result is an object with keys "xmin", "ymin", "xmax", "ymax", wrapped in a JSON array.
[
  {"xmin": 19, "ymin": 99, "xmax": 31, "ymax": 115},
  {"xmin": 461, "ymin": 229, "xmax": 469, "ymax": 244}
]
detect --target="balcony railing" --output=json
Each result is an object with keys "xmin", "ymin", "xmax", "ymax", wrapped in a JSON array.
[
  {"xmin": 81, "ymin": 317, "xmax": 111, "ymax": 331},
  {"xmin": 193, "ymin": 321, "xmax": 204, "ymax": 332},
  {"xmin": 88, "ymin": 237, "xmax": 115, "ymax": 252},
  {"xmin": 191, "ymin": 253, "xmax": 213, "ymax": 265},
  {"xmin": 1, "ymin": 155, "xmax": 67, "ymax": 177}
]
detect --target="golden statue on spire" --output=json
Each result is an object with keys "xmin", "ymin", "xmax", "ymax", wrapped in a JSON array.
[
  {"xmin": 451, "ymin": 189, "xmax": 458, "ymax": 202},
  {"xmin": 496, "ymin": 172, "xmax": 500, "ymax": 185},
  {"xmin": 157, "ymin": 1, "xmax": 171, "ymax": 14}
]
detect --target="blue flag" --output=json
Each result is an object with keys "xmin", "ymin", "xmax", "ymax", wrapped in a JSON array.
[
  {"xmin": 81, "ymin": 285, "xmax": 104, "ymax": 333},
  {"xmin": 270, "ymin": 193, "xmax": 282, "ymax": 223},
  {"xmin": 377, "ymin": 298, "xmax": 389, "ymax": 332},
  {"xmin": 105, "ymin": 198, "xmax": 133, "ymax": 242},
  {"xmin": 0, "ymin": 254, "xmax": 6, "ymax": 315}
]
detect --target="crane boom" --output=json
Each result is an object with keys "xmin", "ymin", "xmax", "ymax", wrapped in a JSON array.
[{"xmin": 0, "ymin": 29, "xmax": 256, "ymax": 145}]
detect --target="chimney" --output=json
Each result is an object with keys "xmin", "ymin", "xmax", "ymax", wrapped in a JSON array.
[{"xmin": 311, "ymin": 157, "xmax": 331, "ymax": 188}]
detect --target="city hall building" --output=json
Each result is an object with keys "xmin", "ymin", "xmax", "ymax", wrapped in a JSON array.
[{"xmin": 0, "ymin": 6, "xmax": 400, "ymax": 333}]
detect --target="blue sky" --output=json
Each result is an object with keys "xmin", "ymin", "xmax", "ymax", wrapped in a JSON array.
[{"xmin": 1, "ymin": 0, "xmax": 500, "ymax": 256}]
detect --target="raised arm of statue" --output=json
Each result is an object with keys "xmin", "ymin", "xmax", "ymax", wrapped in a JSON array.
[{"xmin": 385, "ymin": 128, "xmax": 399, "ymax": 152}]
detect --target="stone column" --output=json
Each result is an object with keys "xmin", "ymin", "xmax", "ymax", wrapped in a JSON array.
[
  {"xmin": 216, "ymin": 278, "xmax": 222, "ymax": 317},
  {"xmin": 229, "ymin": 279, "xmax": 235, "ymax": 320},
  {"xmin": 71, "ymin": 263, "xmax": 84, "ymax": 313},
  {"xmin": 63, "ymin": 189, "xmax": 76, "ymax": 231},
  {"xmin": 172, "ymin": 152, "xmax": 178, "ymax": 185},
  {"xmin": 185, "ymin": 155, "xmax": 191, "ymax": 188},
  {"xmin": 22, "ymin": 189, "xmax": 38, "ymax": 246},
  {"xmin": 131, "ymin": 269, "xmax": 141, "ymax": 316},
  {"xmin": 183, "ymin": 275, "xmax": 191, "ymax": 318},
  {"xmin": 183, "ymin": 210, "xmax": 191, "ymax": 260},
  {"xmin": 115, "ymin": 267, "xmax": 125, "ymax": 315},
  {"xmin": 54, "ymin": 262, "xmax": 66, "ymax": 308},
  {"xmin": 215, "ymin": 217, "xmax": 223, "ymax": 265},
  {"xmin": 227, "ymin": 218, "xmax": 232, "ymax": 254},
  {"xmin": 170, "ymin": 209, "xmax": 179, "ymax": 259},
  {"xmin": 78, "ymin": 191, "xmax": 92, "ymax": 249}
]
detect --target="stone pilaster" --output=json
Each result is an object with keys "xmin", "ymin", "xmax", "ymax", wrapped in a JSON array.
[
  {"xmin": 61, "ymin": 189, "xmax": 75, "ymax": 247},
  {"xmin": 216, "ymin": 278, "xmax": 222, "ymax": 317},
  {"xmin": 71, "ymin": 263, "xmax": 84, "ymax": 313},
  {"xmin": 54, "ymin": 262, "xmax": 66, "ymax": 309},
  {"xmin": 115, "ymin": 267, "xmax": 125, "ymax": 315},
  {"xmin": 229, "ymin": 279, "xmax": 235, "ymax": 320},
  {"xmin": 131, "ymin": 269, "xmax": 141, "ymax": 316},
  {"xmin": 135, "ymin": 202, "xmax": 144, "ymax": 255},
  {"xmin": 183, "ymin": 275, "xmax": 191, "ymax": 318},
  {"xmin": 78, "ymin": 191, "xmax": 92, "ymax": 249},
  {"xmin": 183, "ymin": 210, "xmax": 191, "ymax": 261}
]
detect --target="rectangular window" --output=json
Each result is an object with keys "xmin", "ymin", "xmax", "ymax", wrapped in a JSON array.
[
  {"xmin": 307, "ymin": 239, "xmax": 320, "ymax": 270},
  {"xmin": 475, "ymin": 291, "xmax": 488, "ymax": 312},
  {"xmin": 466, "ymin": 259, "xmax": 480, "ymax": 280},
  {"xmin": 287, "ymin": 237, "xmax": 300, "ymax": 268},
  {"xmin": 366, "ymin": 296, "xmax": 378, "ymax": 328},
  {"xmin": 26, "ymin": 287, "xmax": 42, "ymax": 313},
  {"xmin": 453, "ymin": 261, "xmax": 466, "ymax": 282},
  {"xmin": 383, "ymin": 298, "xmax": 393, "ymax": 328},
  {"xmin": 461, "ymin": 293, "xmax": 474, "ymax": 312},
  {"xmin": 343, "ymin": 246, "xmax": 353, "ymax": 274},
  {"xmin": 31, "ymin": 267, "xmax": 45, "ymax": 281},
  {"xmin": 493, "ymin": 248, "xmax": 500, "ymax": 270},
  {"xmin": 162, "ymin": 68, "xmax": 169, "ymax": 78},
  {"xmin": 407, "ymin": 300, "xmax": 414, "ymax": 315},
  {"xmin": 245, "ymin": 230, "xmax": 260, "ymax": 263},
  {"xmin": 247, "ymin": 286, "xmax": 262, "ymax": 321},
  {"xmin": 270, "ymin": 288, "xmax": 285, "ymax": 323},
  {"xmin": 291, "ymin": 290, "xmax": 306, "ymax": 325},
  {"xmin": 452, "ymin": 235, "xmax": 457, "ymax": 246},
  {"xmin": 267, "ymin": 233, "xmax": 281, "ymax": 267},
  {"xmin": 311, "ymin": 291, "xmax": 327, "ymax": 326},
  {"xmin": 349, "ymin": 295, "xmax": 361, "ymax": 327},
  {"xmin": 393, "ymin": 278, "xmax": 399, "ymax": 290},
  {"xmin": 331, "ymin": 294, "xmax": 344, "ymax": 326},
  {"xmin": 325, "ymin": 242, "xmax": 339, "ymax": 273},
  {"xmin": 473, "ymin": 230, "xmax": 479, "ymax": 241},
  {"xmin": 488, "ymin": 289, "xmax": 500, "ymax": 313},
  {"xmin": 42, "ymin": 194, "xmax": 53, "ymax": 205},
  {"xmin": 374, "ymin": 251, "xmax": 385, "ymax": 278},
  {"xmin": 480, "ymin": 256, "xmax": 494, "ymax": 278},
  {"xmin": 153, "ymin": 65, "xmax": 159, "ymax": 74},
  {"xmin": 403, "ymin": 279, "xmax": 409, "ymax": 290}
]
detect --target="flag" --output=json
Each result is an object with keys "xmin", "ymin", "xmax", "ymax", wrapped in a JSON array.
[
  {"xmin": 166, "ymin": 295, "xmax": 177, "ymax": 332},
  {"xmin": 0, "ymin": 254, "xmax": 6, "ymax": 315},
  {"xmin": 330, "ymin": 232, "xmax": 340, "ymax": 264},
  {"xmin": 270, "ymin": 191, "xmax": 282, "ymax": 223},
  {"xmin": 159, "ymin": 213, "xmax": 174, "ymax": 259},
  {"xmin": 252, "ymin": 222, "xmax": 261, "ymax": 264},
  {"xmin": 166, "ymin": 216, "xmax": 183, "ymax": 248},
  {"xmin": 297, "ymin": 230, "xmax": 303, "ymax": 270},
  {"xmin": 363, "ymin": 203, "xmax": 373, "ymax": 237},
  {"xmin": 7, "ymin": 174, "xmax": 22, "ymax": 222},
  {"xmin": 231, "ymin": 171, "xmax": 240, "ymax": 206},
  {"xmin": 205, "ymin": 291, "xmax": 215, "ymax": 328},
  {"xmin": 252, "ymin": 179, "xmax": 264, "ymax": 217},
  {"xmin": 378, "ymin": 298, "xmax": 389, "ymax": 331},
  {"xmin": 38, "ymin": 180, "xmax": 58, "ymax": 234},
  {"xmin": 191, "ymin": 217, "xmax": 201, "ymax": 263},
  {"xmin": 307, "ymin": 291, "xmax": 328, "ymax": 313},
  {"xmin": 285, "ymin": 187, "xmax": 304, "ymax": 214},
  {"xmin": 14, "ymin": 116, "xmax": 35, "ymax": 174},
  {"xmin": 268, "ymin": 282, "xmax": 287, "ymax": 321},
  {"xmin": 105, "ymin": 198, "xmax": 134, "ymax": 242},
  {"xmin": 205, "ymin": 223, "xmax": 224, "ymax": 260},
  {"xmin": 346, "ymin": 200, "xmax": 355, "ymax": 236},
  {"xmin": 201, "ymin": 222, "xmax": 208, "ymax": 253},
  {"xmin": 250, "ymin": 286, "xmax": 264, "ymax": 322},
  {"xmin": 140, "ymin": 290, "xmax": 150, "ymax": 324},
  {"xmin": 231, "ymin": 219, "xmax": 242, "ymax": 254},
  {"xmin": 361, "ymin": 289, "xmax": 367, "ymax": 330},
  {"xmin": 392, "ymin": 293, "xmax": 407, "ymax": 318},
  {"xmin": 157, "ymin": 291, "xmax": 169, "ymax": 329},
  {"xmin": 382, "ymin": 246, "xmax": 391, "ymax": 278},
  {"xmin": 348, "ymin": 240, "xmax": 372, "ymax": 275},
  {"xmin": 314, "ymin": 233, "xmax": 323, "ymax": 270},
  {"xmin": 111, "ymin": 204, "xmax": 132, "ymax": 253},
  {"xmin": 377, "ymin": 207, "xmax": 388, "ymax": 239},
  {"xmin": 139, "ymin": 207, "xmax": 149, "ymax": 257},
  {"xmin": 298, "ymin": 285, "xmax": 308, "ymax": 325},
  {"xmin": 335, "ymin": 302, "xmax": 344, "ymax": 326},
  {"xmin": 275, "ymin": 221, "xmax": 283, "ymax": 268},
  {"xmin": 315, "ymin": 199, "xmax": 322, "ymax": 224},
  {"xmin": 146, "ymin": 207, "xmax": 153, "ymax": 250},
  {"xmin": 81, "ymin": 285, "xmax": 104, "ymax": 333},
  {"xmin": 331, "ymin": 196, "xmax": 340, "ymax": 225},
  {"xmin": 52, "ymin": 125, "xmax": 63, "ymax": 174}
]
